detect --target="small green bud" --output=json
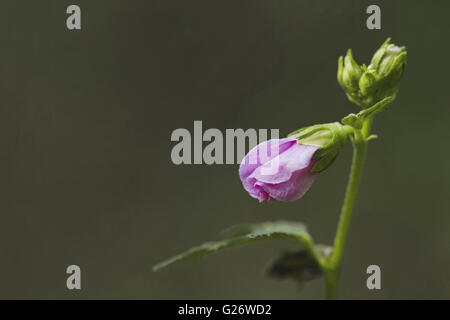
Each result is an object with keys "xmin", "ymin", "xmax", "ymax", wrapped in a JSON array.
[
  {"xmin": 341, "ymin": 50, "xmax": 362, "ymax": 93},
  {"xmin": 358, "ymin": 71, "xmax": 376, "ymax": 96},
  {"xmin": 290, "ymin": 122, "xmax": 354, "ymax": 172},
  {"xmin": 369, "ymin": 38, "xmax": 391, "ymax": 70},
  {"xmin": 368, "ymin": 38, "xmax": 407, "ymax": 89}
]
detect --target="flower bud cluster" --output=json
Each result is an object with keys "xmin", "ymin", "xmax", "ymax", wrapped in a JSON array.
[{"xmin": 337, "ymin": 38, "xmax": 407, "ymax": 108}]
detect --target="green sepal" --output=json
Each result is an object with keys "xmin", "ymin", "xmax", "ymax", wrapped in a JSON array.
[
  {"xmin": 290, "ymin": 123, "xmax": 349, "ymax": 150},
  {"xmin": 288, "ymin": 127, "xmax": 308, "ymax": 137},
  {"xmin": 289, "ymin": 122, "xmax": 353, "ymax": 173},
  {"xmin": 311, "ymin": 150, "xmax": 339, "ymax": 173},
  {"xmin": 337, "ymin": 56, "xmax": 344, "ymax": 87},
  {"xmin": 297, "ymin": 125, "xmax": 336, "ymax": 151}
]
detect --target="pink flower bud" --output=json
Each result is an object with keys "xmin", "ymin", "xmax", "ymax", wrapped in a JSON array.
[{"xmin": 239, "ymin": 136, "xmax": 320, "ymax": 203}]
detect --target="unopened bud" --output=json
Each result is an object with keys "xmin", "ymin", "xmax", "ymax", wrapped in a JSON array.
[
  {"xmin": 341, "ymin": 50, "xmax": 362, "ymax": 93},
  {"xmin": 369, "ymin": 39, "xmax": 407, "ymax": 88},
  {"xmin": 337, "ymin": 38, "xmax": 407, "ymax": 109},
  {"xmin": 358, "ymin": 72, "xmax": 376, "ymax": 96}
]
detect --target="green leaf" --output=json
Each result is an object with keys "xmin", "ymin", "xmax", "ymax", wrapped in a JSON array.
[{"xmin": 153, "ymin": 221, "xmax": 313, "ymax": 272}]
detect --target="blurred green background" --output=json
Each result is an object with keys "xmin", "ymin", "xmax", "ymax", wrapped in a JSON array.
[{"xmin": 0, "ymin": 0, "xmax": 449, "ymax": 299}]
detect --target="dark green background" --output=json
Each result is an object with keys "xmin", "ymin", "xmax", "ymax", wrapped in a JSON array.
[{"xmin": 0, "ymin": 0, "xmax": 448, "ymax": 299}]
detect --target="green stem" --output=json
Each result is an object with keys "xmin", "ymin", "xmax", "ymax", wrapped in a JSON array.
[
  {"xmin": 323, "ymin": 119, "xmax": 371, "ymax": 299},
  {"xmin": 324, "ymin": 268, "xmax": 339, "ymax": 300}
]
